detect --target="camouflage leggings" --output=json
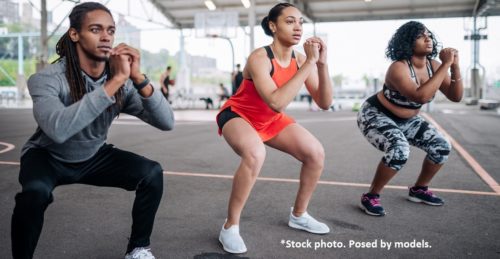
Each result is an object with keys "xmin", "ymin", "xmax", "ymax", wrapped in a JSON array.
[{"xmin": 357, "ymin": 96, "xmax": 451, "ymax": 172}]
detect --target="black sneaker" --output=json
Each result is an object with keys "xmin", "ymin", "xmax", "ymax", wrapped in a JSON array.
[
  {"xmin": 408, "ymin": 186, "xmax": 444, "ymax": 206},
  {"xmin": 360, "ymin": 193, "xmax": 386, "ymax": 216}
]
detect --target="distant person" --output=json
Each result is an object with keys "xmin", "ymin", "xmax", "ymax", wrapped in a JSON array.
[
  {"xmin": 217, "ymin": 83, "xmax": 230, "ymax": 108},
  {"xmin": 305, "ymin": 93, "xmax": 313, "ymax": 111},
  {"xmin": 357, "ymin": 21, "xmax": 463, "ymax": 216},
  {"xmin": 10, "ymin": 2, "xmax": 174, "ymax": 259},
  {"xmin": 160, "ymin": 66, "xmax": 175, "ymax": 103},
  {"xmin": 199, "ymin": 96, "xmax": 214, "ymax": 110},
  {"xmin": 231, "ymin": 64, "xmax": 243, "ymax": 95},
  {"xmin": 216, "ymin": 3, "xmax": 333, "ymax": 254}
]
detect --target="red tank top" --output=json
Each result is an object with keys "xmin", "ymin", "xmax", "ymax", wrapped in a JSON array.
[{"xmin": 217, "ymin": 46, "xmax": 298, "ymax": 141}]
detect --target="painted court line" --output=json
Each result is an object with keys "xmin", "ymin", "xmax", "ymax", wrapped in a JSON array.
[
  {"xmin": 113, "ymin": 120, "xmax": 207, "ymax": 126},
  {"xmin": 0, "ymin": 161, "xmax": 497, "ymax": 196},
  {"xmin": 164, "ymin": 171, "xmax": 500, "ymax": 197},
  {"xmin": 0, "ymin": 141, "xmax": 15, "ymax": 154},
  {"xmin": 422, "ymin": 113, "xmax": 500, "ymax": 194},
  {"xmin": 113, "ymin": 115, "xmax": 357, "ymax": 126},
  {"xmin": 0, "ymin": 161, "xmax": 20, "ymax": 165},
  {"xmin": 297, "ymin": 117, "xmax": 357, "ymax": 123}
]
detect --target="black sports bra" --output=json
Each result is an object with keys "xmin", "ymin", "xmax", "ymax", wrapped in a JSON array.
[{"xmin": 383, "ymin": 59, "xmax": 434, "ymax": 109}]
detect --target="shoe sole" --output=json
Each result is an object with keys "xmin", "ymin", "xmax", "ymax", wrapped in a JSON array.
[
  {"xmin": 407, "ymin": 196, "xmax": 444, "ymax": 206},
  {"xmin": 218, "ymin": 236, "xmax": 247, "ymax": 254},
  {"xmin": 359, "ymin": 203, "xmax": 386, "ymax": 216},
  {"xmin": 288, "ymin": 221, "xmax": 330, "ymax": 234}
]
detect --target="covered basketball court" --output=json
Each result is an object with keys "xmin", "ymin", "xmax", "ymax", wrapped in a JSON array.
[
  {"xmin": 1, "ymin": 0, "xmax": 499, "ymax": 258},
  {"xmin": 151, "ymin": 0, "xmax": 500, "ymax": 100},
  {"xmin": 28, "ymin": 0, "xmax": 500, "ymax": 101}
]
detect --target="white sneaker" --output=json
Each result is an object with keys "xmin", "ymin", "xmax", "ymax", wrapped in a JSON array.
[
  {"xmin": 288, "ymin": 207, "xmax": 330, "ymax": 234},
  {"xmin": 125, "ymin": 247, "xmax": 155, "ymax": 259},
  {"xmin": 219, "ymin": 221, "xmax": 247, "ymax": 254}
]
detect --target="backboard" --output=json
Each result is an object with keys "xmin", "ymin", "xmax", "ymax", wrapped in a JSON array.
[{"xmin": 194, "ymin": 11, "xmax": 239, "ymax": 38}]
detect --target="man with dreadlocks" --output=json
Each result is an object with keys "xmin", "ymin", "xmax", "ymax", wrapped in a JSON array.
[{"xmin": 11, "ymin": 2, "xmax": 173, "ymax": 259}]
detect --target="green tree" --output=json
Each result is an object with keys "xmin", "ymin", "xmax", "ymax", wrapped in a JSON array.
[
  {"xmin": 140, "ymin": 49, "xmax": 175, "ymax": 83},
  {"xmin": 0, "ymin": 23, "xmax": 37, "ymax": 59},
  {"xmin": 0, "ymin": 59, "xmax": 36, "ymax": 86},
  {"xmin": 332, "ymin": 74, "xmax": 345, "ymax": 88},
  {"xmin": 0, "ymin": 22, "xmax": 41, "ymax": 85},
  {"xmin": 362, "ymin": 74, "xmax": 371, "ymax": 87}
]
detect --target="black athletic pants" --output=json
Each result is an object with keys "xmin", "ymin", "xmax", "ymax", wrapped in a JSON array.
[{"xmin": 11, "ymin": 144, "xmax": 164, "ymax": 258}]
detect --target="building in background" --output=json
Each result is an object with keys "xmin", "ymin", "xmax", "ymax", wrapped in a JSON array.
[
  {"xmin": 21, "ymin": 2, "xmax": 40, "ymax": 30},
  {"xmin": 0, "ymin": 0, "xmax": 19, "ymax": 24},
  {"xmin": 179, "ymin": 53, "xmax": 217, "ymax": 77},
  {"xmin": 116, "ymin": 14, "xmax": 140, "ymax": 49}
]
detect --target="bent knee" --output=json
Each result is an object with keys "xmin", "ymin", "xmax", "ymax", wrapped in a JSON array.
[
  {"xmin": 240, "ymin": 146, "xmax": 266, "ymax": 175},
  {"xmin": 139, "ymin": 161, "xmax": 164, "ymax": 190},
  {"xmin": 384, "ymin": 143, "xmax": 410, "ymax": 172},
  {"xmin": 242, "ymin": 145, "xmax": 266, "ymax": 164},
  {"xmin": 427, "ymin": 138, "xmax": 452, "ymax": 164},
  {"xmin": 16, "ymin": 182, "xmax": 53, "ymax": 208},
  {"xmin": 301, "ymin": 144, "xmax": 325, "ymax": 168}
]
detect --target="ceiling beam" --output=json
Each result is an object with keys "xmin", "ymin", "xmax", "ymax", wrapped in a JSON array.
[
  {"xmin": 147, "ymin": 0, "xmax": 500, "ymax": 29},
  {"xmin": 476, "ymin": 0, "xmax": 500, "ymax": 16},
  {"xmin": 286, "ymin": 0, "xmax": 315, "ymax": 23},
  {"xmin": 148, "ymin": 0, "xmax": 181, "ymax": 28}
]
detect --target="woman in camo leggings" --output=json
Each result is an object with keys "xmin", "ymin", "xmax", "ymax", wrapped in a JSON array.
[{"xmin": 357, "ymin": 21, "xmax": 464, "ymax": 216}]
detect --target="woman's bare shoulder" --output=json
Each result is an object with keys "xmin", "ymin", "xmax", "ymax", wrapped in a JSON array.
[{"xmin": 247, "ymin": 47, "xmax": 268, "ymax": 63}]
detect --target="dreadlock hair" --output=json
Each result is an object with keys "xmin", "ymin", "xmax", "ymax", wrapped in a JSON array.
[{"xmin": 54, "ymin": 2, "xmax": 123, "ymax": 110}]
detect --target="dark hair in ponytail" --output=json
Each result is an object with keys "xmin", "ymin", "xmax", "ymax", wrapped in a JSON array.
[
  {"xmin": 53, "ymin": 2, "xmax": 122, "ymax": 110},
  {"xmin": 261, "ymin": 3, "xmax": 295, "ymax": 37}
]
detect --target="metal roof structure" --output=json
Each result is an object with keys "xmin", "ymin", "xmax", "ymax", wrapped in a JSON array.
[{"xmin": 149, "ymin": 0, "xmax": 500, "ymax": 29}]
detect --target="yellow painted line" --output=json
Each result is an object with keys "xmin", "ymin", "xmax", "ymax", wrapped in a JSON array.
[
  {"xmin": 164, "ymin": 171, "xmax": 500, "ymax": 197},
  {"xmin": 1, "ymin": 162, "xmax": 497, "ymax": 196},
  {"xmin": 422, "ymin": 113, "xmax": 500, "ymax": 194},
  {"xmin": 0, "ymin": 141, "xmax": 15, "ymax": 154}
]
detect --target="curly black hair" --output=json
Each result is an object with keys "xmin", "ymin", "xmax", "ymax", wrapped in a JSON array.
[{"xmin": 385, "ymin": 21, "xmax": 440, "ymax": 61}]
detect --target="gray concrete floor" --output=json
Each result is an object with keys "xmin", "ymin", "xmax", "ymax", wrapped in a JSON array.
[{"xmin": 0, "ymin": 102, "xmax": 499, "ymax": 258}]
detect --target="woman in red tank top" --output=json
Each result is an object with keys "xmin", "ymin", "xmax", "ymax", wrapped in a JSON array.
[{"xmin": 216, "ymin": 3, "xmax": 333, "ymax": 254}]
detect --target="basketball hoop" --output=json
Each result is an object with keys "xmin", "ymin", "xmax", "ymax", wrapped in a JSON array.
[{"xmin": 194, "ymin": 11, "xmax": 239, "ymax": 39}]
